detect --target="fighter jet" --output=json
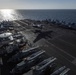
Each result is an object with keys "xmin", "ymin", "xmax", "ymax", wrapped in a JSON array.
[
  {"xmin": 7, "ymin": 46, "xmax": 40, "ymax": 64},
  {"xmin": 13, "ymin": 34, "xmax": 27, "ymax": 48},
  {"xmin": 33, "ymin": 57, "xmax": 57, "ymax": 75},
  {"xmin": 0, "ymin": 32, "xmax": 27, "ymax": 57},
  {"xmin": 0, "ymin": 21, "xmax": 14, "ymax": 30},
  {"xmin": 33, "ymin": 29, "xmax": 53, "ymax": 43},
  {"xmin": 32, "ymin": 24, "xmax": 43, "ymax": 29},
  {"xmin": 51, "ymin": 66, "xmax": 66, "ymax": 75},
  {"xmin": 0, "ymin": 32, "xmax": 14, "ymax": 49},
  {"xmin": 59, "ymin": 68, "xmax": 70, "ymax": 75},
  {"xmin": 0, "ymin": 40, "xmax": 16, "ymax": 56},
  {"xmin": 10, "ymin": 50, "xmax": 45, "ymax": 75}
]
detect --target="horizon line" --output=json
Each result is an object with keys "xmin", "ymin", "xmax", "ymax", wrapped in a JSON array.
[{"xmin": 0, "ymin": 8, "xmax": 76, "ymax": 10}]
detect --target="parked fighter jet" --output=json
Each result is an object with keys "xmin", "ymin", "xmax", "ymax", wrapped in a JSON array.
[
  {"xmin": 59, "ymin": 68, "xmax": 70, "ymax": 75},
  {"xmin": 33, "ymin": 30, "xmax": 53, "ymax": 43},
  {"xmin": 13, "ymin": 32, "xmax": 27, "ymax": 47},
  {"xmin": 0, "ymin": 32, "xmax": 14, "ymax": 48},
  {"xmin": 0, "ymin": 32, "xmax": 13, "ymax": 41},
  {"xmin": 0, "ymin": 21, "xmax": 14, "ymax": 30},
  {"xmin": 0, "ymin": 31, "xmax": 27, "ymax": 57},
  {"xmin": 32, "ymin": 24, "xmax": 43, "ymax": 29},
  {"xmin": 33, "ymin": 57, "xmax": 57, "ymax": 75},
  {"xmin": 7, "ymin": 46, "xmax": 40, "ymax": 64},
  {"xmin": 0, "ymin": 32, "xmax": 26, "ymax": 49},
  {"xmin": 10, "ymin": 50, "xmax": 45, "ymax": 75},
  {"xmin": 51, "ymin": 66, "xmax": 66, "ymax": 75}
]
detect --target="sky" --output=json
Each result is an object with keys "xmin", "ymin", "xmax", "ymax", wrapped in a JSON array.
[{"xmin": 0, "ymin": 0, "xmax": 76, "ymax": 9}]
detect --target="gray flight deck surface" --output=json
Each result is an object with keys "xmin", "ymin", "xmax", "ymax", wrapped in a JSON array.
[
  {"xmin": 15, "ymin": 20, "xmax": 76, "ymax": 75},
  {"xmin": 1, "ymin": 19, "xmax": 76, "ymax": 75}
]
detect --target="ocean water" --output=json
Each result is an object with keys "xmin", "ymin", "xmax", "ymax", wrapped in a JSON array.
[{"xmin": 0, "ymin": 9, "xmax": 76, "ymax": 23}]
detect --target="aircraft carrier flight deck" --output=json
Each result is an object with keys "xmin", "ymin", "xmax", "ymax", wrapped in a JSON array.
[{"xmin": 0, "ymin": 19, "xmax": 76, "ymax": 75}]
